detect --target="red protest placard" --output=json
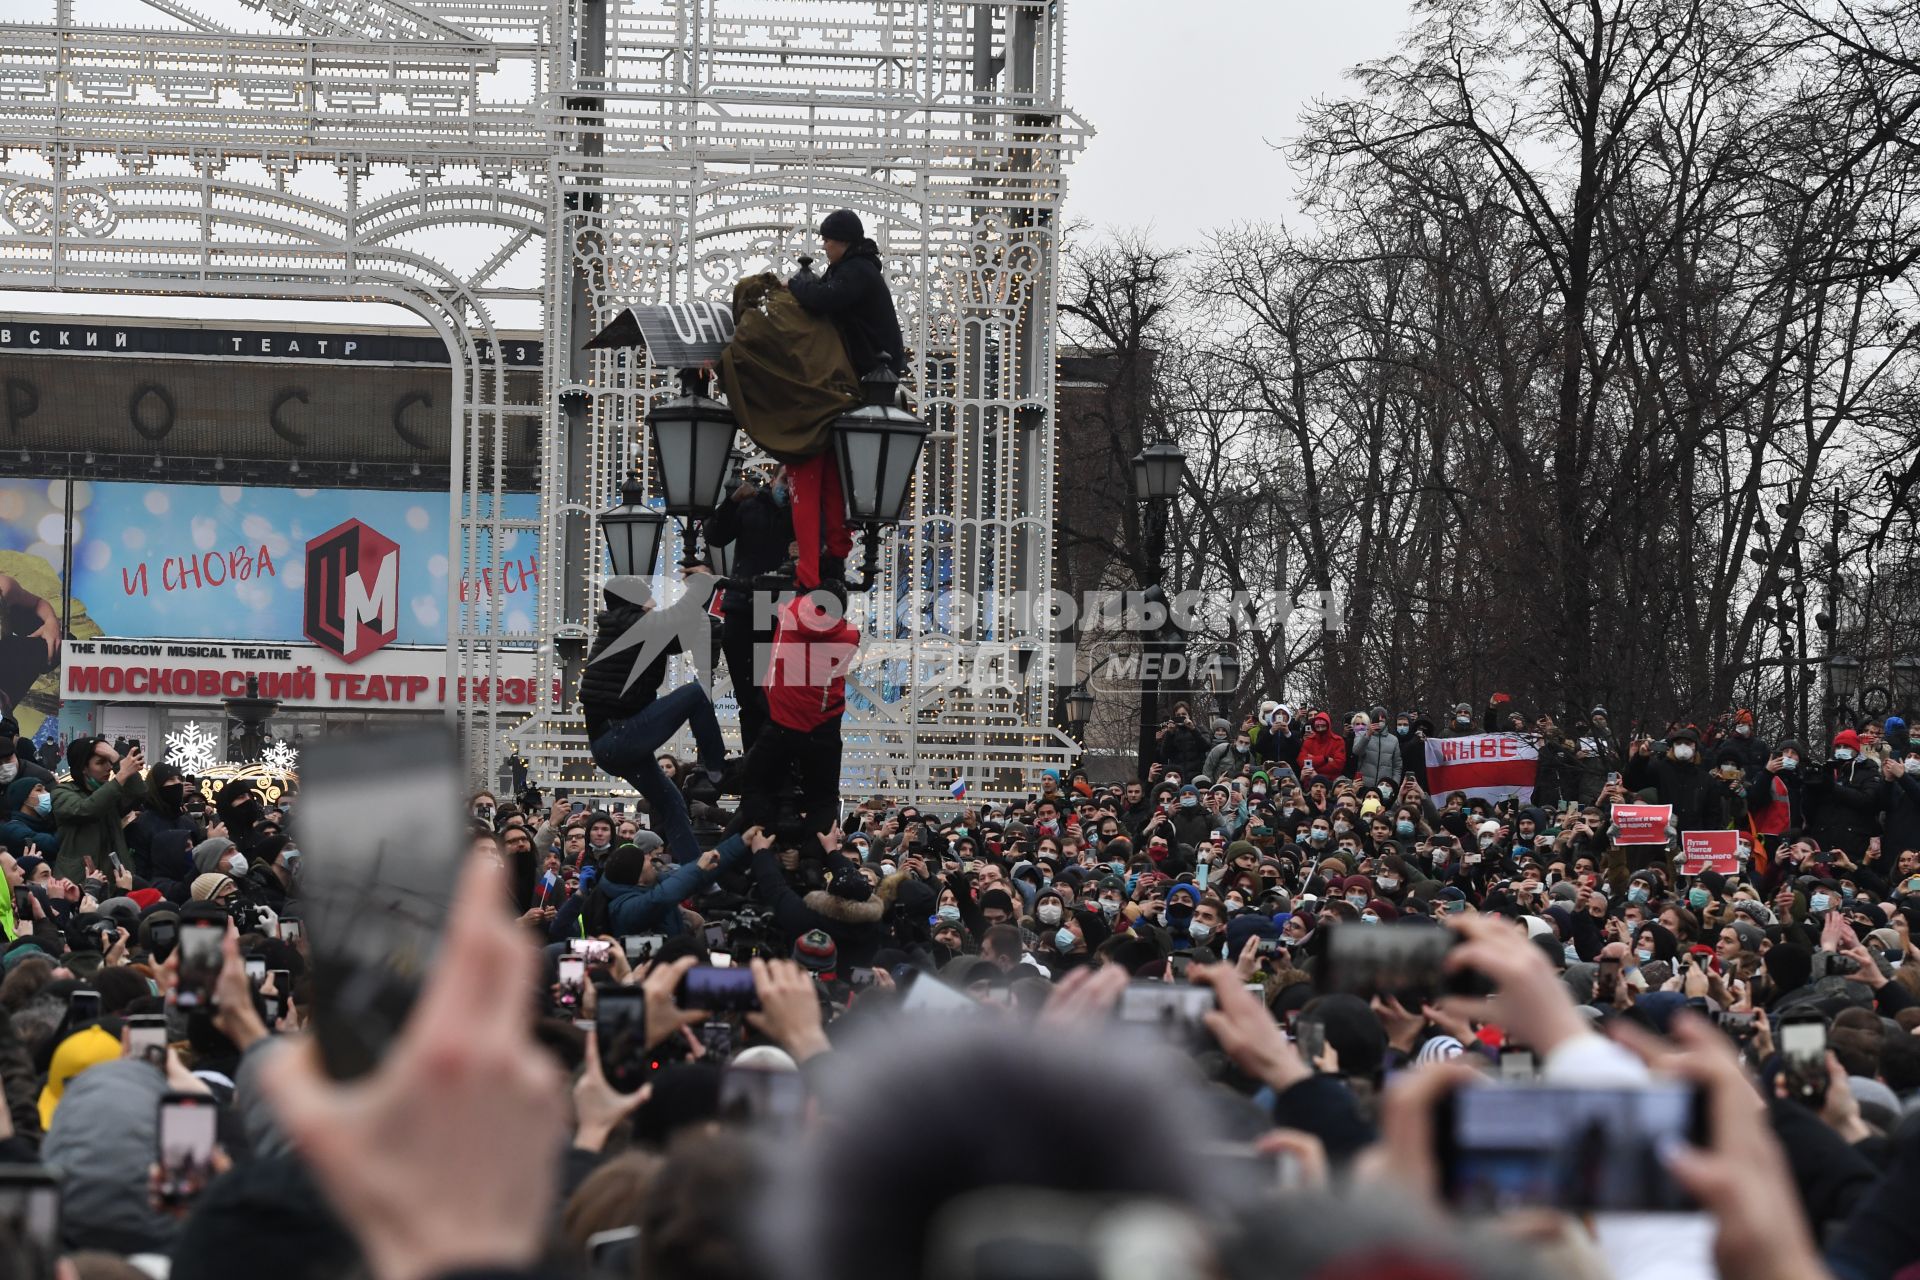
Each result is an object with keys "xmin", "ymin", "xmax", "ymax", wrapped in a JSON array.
[
  {"xmin": 1680, "ymin": 830, "xmax": 1740, "ymax": 875},
  {"xmin": 1612, "ymin": 803, "xmax": 1673, "ymax": 845}
]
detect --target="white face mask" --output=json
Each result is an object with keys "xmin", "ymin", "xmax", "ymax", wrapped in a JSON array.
[
  {"xmin": 1672, "ymin": 744, "xmax": 1695, "ymax": 761},
  {"xmin": 1037, "ymin": 904, "xmax": 1062, "ymax": 926},
  {"xmin": 1734, "ymin": 724, "xmax": 1751, "ymax": 737},
  {"xmin": 0, "ymin": 761, "xmax": 15, "ymax": 785},
  {"xmin": 1906, "ymin": 758, "xmax": 1920, "ymax": 772},
  {"xmin": 1835, "ymin": 748, "xmax": 1855, "ymax": 762},
  {"xmin": 225, "ymin": 855, "xmax": 248, "ymax": 876}
]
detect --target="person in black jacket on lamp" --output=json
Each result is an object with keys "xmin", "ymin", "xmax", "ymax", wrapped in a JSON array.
[
  {"xmin": 702, "ymin": 464, "xmax": 794, "ymax": 751},
  {"xmin": 784, "ymin": 208, "xmax": 906, "ymax": 590},
  {"xmin": 579, "ymin": 568, "xmax": 730, "ymax": 864}
]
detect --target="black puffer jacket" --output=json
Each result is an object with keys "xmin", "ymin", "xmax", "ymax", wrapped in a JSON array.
[
  {"xmin": 578, "ymin": 577, "xmax": 719, "ymax": 741},
  {"xmin": 787, "ymin": 240, "xmax": 907, "ymax": 377},
  {"xmin": 703, "ymin": 483, "xmax": 793, "ymax": 611}
]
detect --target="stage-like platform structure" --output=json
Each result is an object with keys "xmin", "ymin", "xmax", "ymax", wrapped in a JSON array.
[{"xmin": 0, "ymin": 0, "xmax": 1085, "ymax": 803}]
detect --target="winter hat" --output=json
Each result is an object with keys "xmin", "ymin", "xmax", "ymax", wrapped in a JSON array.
[
  {"xmin": 38, "ymin": 1025, "xmax": 121, "ymax": 1128},
  {"xmin": 192, "ymin": 837, "xmax": 236, "ymax": 875},
  {"xmin": 1166, "ymin": 883, "xmax": 1203, "ymax": 910},
  {"xmin": 1223, "ymin": 914, "xmax": 1278, "ymax": 962},
  {"xmin": 1733, "ymin": 709, "xmax": 1754, "ymax": 728},
  {"xmin": 827, "ymin": 864, "xmax": 873, "ymax": 902},
  {"xmin": 1730, "ymin": 920, "xmax": 1765, "ymax": 953},
  {"xmin": 4, "ymin": 775, "xmax": 38, "ymax": 812},
  {"xmin": 1359, "ymin": 797, "xmax": 1384, "ymax": 818},
  {"xmin": 631, "ymin": 829, "xmax": 665, "ymax": 855},
  {"xmin": 1833, "ymin": 729, "xmax": 1862, "ymax": 752},
  {"xmin": 1765, "ymin": 944, "xmax": 1814, "ymax": 993},
  {"xmin": 602, "ymin": 843, "xmax": 647, "ymax": 886},
  {"xmin": 819, "ymin": 208, "xmax": 865, "ymax": 242},
  {"xmin": 1849, "ymin": 1077, "xmax": 1901, "ymax": 1132},
  {"xmin": 127, "ymin": 888, "xmax": 164, "ymax": 910},
  {"xmin": 979, "ymin": 889, "xmax": 1014, "ymax": 916},
  {"xmin": 14, "ymin": 855, "xmax": 43, "ymax": 883},
  {"xmin": 733, "ymin": 1045, "xmax": 798, "ymax": 1073},
  {"xmin": 0, "ymin": 943, "xmax": 44, "ymax": 972},
  {"xmin": 190, "ymin": 873, "xmax": 233, "ymax": 902},
  {"xmin": 793, "ymin": 929, "xmax": 837, "ymax": 973},
  {"xmin": 94, "ymin": 896, "xmax": 141, "ymax": 929}
]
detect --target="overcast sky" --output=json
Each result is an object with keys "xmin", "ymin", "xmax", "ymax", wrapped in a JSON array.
[{"xmin": 15, "ymin": 0, "xmax": 1412, "ymax": 326}]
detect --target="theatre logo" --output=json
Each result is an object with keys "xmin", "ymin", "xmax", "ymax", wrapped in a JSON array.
[{"xmin": 304, "ymin": 518, "xmax": 400, "ymax": 663}]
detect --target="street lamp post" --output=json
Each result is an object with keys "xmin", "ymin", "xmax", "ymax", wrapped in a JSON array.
[
  {"xmin": 1129, "ymin": 439, "xmax": 1185, "ymax": 780},
  {"xmin": 1213, "ymin": 646, "xmax": 1242, "ymax": 720},
  {"xmin": 598, "ymin": 472, "xmax": 666, "ymax": 581},
  {"xmin": 1892, "ymin": 657, "xmax": 1920, "ymax": 717},
  {"xmin": 647, "ymin": 367, "xmax": 738, "ymax": 566},
  {"xmin": 1065, "ymin": 685, "xmax": 1095, "ymax": 742},
  {"xmin": 828, "ymin": 360, "xmax": 931, "ymax": 591},
  {"xmin": 1826, "ymin": 654, "xmax": 1863, "ymax": 730}
]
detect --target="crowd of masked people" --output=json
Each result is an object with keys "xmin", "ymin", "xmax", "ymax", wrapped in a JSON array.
[{"xmin": 0, "ymin": 684, "xmax": 1918, "ymax": 1280}]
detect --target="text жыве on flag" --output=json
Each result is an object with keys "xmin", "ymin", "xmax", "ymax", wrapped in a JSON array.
[{"xmin": 1423, "ymin": 733, "xmax": 1538, "ymax": 804}]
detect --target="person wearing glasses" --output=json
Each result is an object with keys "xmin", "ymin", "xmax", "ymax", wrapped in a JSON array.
[{"xmin": 50, "ymin": 734, "xmax": 147, "ymax": 882}]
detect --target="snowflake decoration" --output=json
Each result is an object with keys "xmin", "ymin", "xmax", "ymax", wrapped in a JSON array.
[
  {"xmin": 164, "ymin": 721, "xmax": 220, "ymax": 773},
  {"xmin": 257, "ymin": 739, "xmax": 299, "ymax": 775}
]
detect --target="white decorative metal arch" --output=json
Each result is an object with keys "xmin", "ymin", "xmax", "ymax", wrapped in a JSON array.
[{"xmin": 1, "ymin": 0, "xmax": 1085, "ymax": 802}]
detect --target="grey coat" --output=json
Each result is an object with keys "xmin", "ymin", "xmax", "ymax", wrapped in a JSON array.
[{"xmin": 42, "ymin": 1059, "xmax": 178, "ymax": 1254}]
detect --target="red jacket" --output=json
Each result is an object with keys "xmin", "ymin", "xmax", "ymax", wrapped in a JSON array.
[
  {"xmin": 1300, "ymin": 727, "xmax": 1348, "ymax": 776},
  {"xmin": 765, "ymin": 594, "xmax": 861, "ymax": 732}
]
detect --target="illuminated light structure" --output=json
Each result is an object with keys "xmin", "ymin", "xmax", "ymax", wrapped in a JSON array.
[{"xmin": 0, "ymin": 0, "xmax": 1086, "ymax": 802}]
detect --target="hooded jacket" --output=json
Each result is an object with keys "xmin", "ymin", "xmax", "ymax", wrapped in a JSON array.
[
  {"xmin": 749, "ymin": 847, "xmax": 902, "ymax": 969},
  {"xmin": 0, "ymin": 773, "xmax": 56, "ymax": 857},
  {"xmin": 50, "ymin": 768, "xmax": 146, "ymax": 881},
  {"xmin": 1805, "ymin": 737, "xmax": 1884, "ymax": 859},
  {"xmin": 1351, "ymin": 727, "xmax": 1402, "ymax": 788},
  {"xmin": 786, "ymin": 240, "xmax": 908, "ymax": 377},
  {"xmin": 556, "ymin": 832, "xmax": 751, "ymax": 940},
  {"xmin": 1300, "ymin": 720, "xmax": 1348, "ymax": 776},
  {"xmin": 42, "ymin": 1059, "xmax": 178, "ymax": 1253},
  {"xmin": 128, "ymin": 761, "xmax": 200, "ymax": 892}
]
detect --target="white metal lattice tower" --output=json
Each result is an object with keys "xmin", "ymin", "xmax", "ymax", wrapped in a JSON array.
[{"xmin": 0, "ymin": 0, "xmax": 1085, "ymax": 802}]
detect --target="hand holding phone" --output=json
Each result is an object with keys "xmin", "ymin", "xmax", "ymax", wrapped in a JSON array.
[{"xmin": 156, "ymin": 1092, "xmax": 220, "ymax": 1207}]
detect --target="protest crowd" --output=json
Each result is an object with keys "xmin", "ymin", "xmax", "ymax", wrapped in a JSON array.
[{"xmin": 0, "ymin": 210, "xmax": 1915, "ymax": 1280}]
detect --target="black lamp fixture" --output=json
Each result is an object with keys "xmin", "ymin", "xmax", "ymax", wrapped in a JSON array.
[
  {"xmin": 1826, "ymin": 653, "xmax": 1863, "ymax": 707},
  {"xmin": 1894, "ymin": 657, "xmax": 1920, "ymax": 713},
  {"xmin": 648, "ymin": 367, "xmax": 739, "ymax": 564},
  {"xmin": 1213, "ymin": 646, "xmax": 1242, "ymax": 695},
  {"xmin": 1131, "ymin": 440, "xmax": 1185, "ymax": 502},
  {"xmin": 830, "ymin": 358, "xmax": 931, "ymax": 589},
  {"xmin": 599, "ymin": 471, "xmax": 665, "ymax": 579},
  {"xmin": 1065, "ymin": 685, "xmax": 1095, "ymax": 738},
  {"xmin": 703, "ymin": 534, "xmax": 735, "ymax": 578}
]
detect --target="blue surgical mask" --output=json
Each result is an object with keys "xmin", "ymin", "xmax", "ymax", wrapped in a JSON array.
[
  {"xmin": 1563, "ymin": 941, "xmax": 1579, "ymax": 962},
  {"xmin": 771, "ymin": 481, "xmax": 789, "ymax": 506},
  {"xmin": 1180, "ymin": 796, "xmax": 1198, "ymax": 808},
  {"xmin": 937, "ymin": 904, "xmax": 961, "ymax": 924},
  {"xmin": 1054, "ymin": 927, "xmax": 1076, "ymax": 951},
  {"xmin": 1361, "ymin": 912, "xmax": 1379, "ymax": 924},
  {"xmin": 1636, "ymin": 947, "xmax": 1654, "ymax": 963},
  {"xmin": 1346, "ymin": 894, "xmax": 1368, "ymax": 909},
  {"xmin": 1688, "ymin": 887, "xmax": 1709, "ymax": 909},
  {"xmin": 1835, "ymin": 748, "xmax": 1855, "ymax": 762},
  {"xmin": 1188, "ymin": 920, "xmax": 1213, "ymax": 943},
  {"xmin": 34, "ymin": 793, "xmax": 50, "ymax": 817},
  {"xmin": 1396, "ymin": 820, "xmax": 1414, "ymax": 837},
  {"xmin": 1309, "ymin": 830, "xmax": 1330, "ymax": 845},
  {"xmin": 1810, "ymin": 892, "xmax": 1831, "ymax": 913},
  {"xmin": 1628, "ymin": 887, "xmax": 1649, "ymax": 904}
]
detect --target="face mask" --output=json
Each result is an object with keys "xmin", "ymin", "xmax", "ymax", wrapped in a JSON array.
[
  {"xmin": 1225, "ymin": 897, "xmax": 1244, "ymax": 912},
  {"xmin": 1672, "ymin": 744, "xmax": 1695, "ymax": 761},
  {"xmin": 1188, "ymin": 920, "xmax": 1213, "ymax": 943},
  {"xmin": 1361, "ymin": 912, "xmax": 1379, "ymax": 924},
  {"xmin": 1396, "ymin": 820, "xmax": 1414, "ymax": 837},
  {"xmin": 771, "ymin": 481, "xmax": 790, "ymax": 506},
  {"xmin": 1054, "ymin": 927, "xmax": 1076, "ymax": 951},
  {"xmin": 1628, "ymin": 887, "xmax": 1649, "ymax": 904},
  {"xmin": 1309, "ymin": 829, "xmax": 1330, "ymax": 845},
  {"xmin": 1563, "ymin": 941, "xmax": 1580, "ymax": 962},
  {"xmin": 1346, "ymin": 894, "xmax": 1368, "ymax": 909},
  {"xmin": 0, "ymin": 762, "xmax": 15, "ymax": 785},
  {"xmin": 1906, "ymin": 758, "xmax": 1920, "ymax": 772},
  {"xmin": 1109, "ymin": 861, "xmax": 1125, "ymax": 875},
  {"xmin": 1180, "ymin": 796, "xmax": 1197, "ymax": 808},
  {"xmin": 1688, "ymin": 887, "xmax": 1709, "ymax": 909},
  {"xmin": 1636, "ymin": 947, "xmax": 1654, "ymax": 963},
  {"xmin": 1100, "ymin": 898, "xmax": 1121, "ymax": 917},
  {"xmin": 1834, "ymin": 749, "xmax": 1855, "ymax": 762},
  {"xmin": 937, "ymin": 904, "xmax": 962, "ymax": 924},
  {"xmin": 590, "ymin": 839, "xmax": 610, "ymax": 852},
  {"xmin": 1333, "ymin": 820, "xmax": 1351, "ymax": 835},
  {"xmin": 1734, "ymin": 724, "xmax": 1751, "ymax": 737},
  {"xmin": 33, "ymin": 792, "xmax": 50, "ymax": 817},
  {"xmin": 879, "ymin": 861, "xmax": 895, "ymax": 876},
  {"xmin": 1282, "ymin": 805, "xmax": 1297, "ymax": 818},
  {"xmin": 1478, "ymin": 835, "xmax": 1496, "ymax": 849},
  {"xmin": 1515, "ymin": 834, "xmax": 1533, "ymax": 846},
  {"xmin": 1810, "ymin": 893, "xmax": 1831, "ymax": 913},
  {"xmin": 1378, "ymin": 876, "xmax": 1399, "ymax": 891},
  {"xmin": 1780, "ymin": 755, "xmax": 1798, "ymax": 770},
  {"xmin": 1456, "ymin": 715, "xmax": 1471, "ymax": 727},
  {"xmin": 226, "ymin": 855, "xmax": 249, "ymax": 876},
  {"xmin": 1236, "ymin": 742, "xmax": 1250, "ymax": 753},
  {"xmin": 1037, "ymin": 904, "xmax": 1062, "ymax": 926},
  {"xmin": 1396, "ymin": 725, "xmax": 1409, "ymax": 737}
]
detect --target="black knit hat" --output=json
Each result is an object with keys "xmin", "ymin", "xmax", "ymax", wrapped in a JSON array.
[{"xmin": 819, "ymin": 208, "xmax": 864, "ymax": 242}]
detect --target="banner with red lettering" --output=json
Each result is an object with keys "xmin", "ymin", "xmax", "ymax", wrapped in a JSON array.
[
  {"xmin": 1613, "ymin": 804, "xmax": 1674, "ymax": 845},
  {"xmin": 1679, "ymin": 830, "xmax": 1740, "ymax": 874},
  {"xmin": 1423, "ymin": 733, "xmax": 1538, "ymax": 803}
]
